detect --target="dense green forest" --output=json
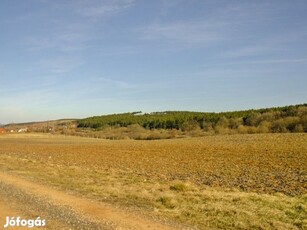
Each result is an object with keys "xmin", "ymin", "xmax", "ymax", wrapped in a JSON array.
[{"xmin": 77, "ymin": 104, "xmax": 307, "ymax": 134}]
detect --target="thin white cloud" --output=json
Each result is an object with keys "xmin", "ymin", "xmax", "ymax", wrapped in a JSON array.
[
  {"xmin": 94, "ymin": 77, "xmax": 136, "ymax": 89},
  {"xmin": 139, "ymin": 1, "xmax": 307, "ymax": 51},
  {"xmin": 138, "ymin": 3, "xmax": 259, "ymax": 45},
  {"xmin": 219, "ymin": 46, "xmax": 268, "ymax": 58},
  {"xmin": 73, "ymin": 0, "xmax": 135, "ymax": 18},
  {"xmin": 244, "ymin": 58, "xmax": 307, "ymax": 64},
  {"xmin": 140, "ymin": 20, "xmax": 227, "ymax": 45},
  {"xmin": 34, "ymin": 57, "xmax": 84, "ymax": 75},
  {"xmin": 23, "ymin": 0, "xmax": 136, "ymax": 54},
  {"xmin": 0, "ymin": 86, "xmax": 61, "ymax": 109},
  {"xmin": 24, "ymin": 0, "xmax": 136, "ymax": 78},
  {"xmin": 214, "ymin": 58, "xmax": 307, "ymax": 66},
  {"xmin": 26, "ymin": 22, "xmax": 93, "ymax": 52}
]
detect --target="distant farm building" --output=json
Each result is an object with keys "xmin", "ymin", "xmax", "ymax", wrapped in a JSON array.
[
  {"xmin": 17, "ymin": 128, "xmax": 28, "ymax": 133},
  {"xmin": 0, "ymin": 128, "xmax": 6, "ymax": 134}
]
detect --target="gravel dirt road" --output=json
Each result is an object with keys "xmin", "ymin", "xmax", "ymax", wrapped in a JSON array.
[{"xmin": 0, "ymin": 171, "xmax": 178, "ymax": 230}]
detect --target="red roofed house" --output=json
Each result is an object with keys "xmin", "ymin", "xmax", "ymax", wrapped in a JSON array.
[{"xmin": 0, "ymin": 128, "xmax": 6, "ymax": 134}]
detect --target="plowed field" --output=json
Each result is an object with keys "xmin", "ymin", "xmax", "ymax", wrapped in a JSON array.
[
  {"xmin": 1, "ymin": 133, "xmax": 306, "ymax": 195},
  {"xmin": 0, "ymin": 133, "xmax": 306, "ymax": 229}
]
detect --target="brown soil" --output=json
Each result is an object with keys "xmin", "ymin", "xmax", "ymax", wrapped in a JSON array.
[{"xmin": 1, "ymin": 133, "xmax": 306, "ymax": 195}]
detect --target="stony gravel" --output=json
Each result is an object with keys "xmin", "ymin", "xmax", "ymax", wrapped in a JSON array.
[{"xmin": 0, "ymin": 182, "xmax": 113, "ymax": 229}]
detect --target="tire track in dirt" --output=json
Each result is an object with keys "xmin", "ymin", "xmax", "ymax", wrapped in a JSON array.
[{"xmin": 0, "ymin": 171, "xmax": 178, "ymax": 230}]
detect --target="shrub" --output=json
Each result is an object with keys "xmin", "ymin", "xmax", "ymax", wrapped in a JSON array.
[
  {"xmin": 157, "ymin": 196, "xmax": 175, "ymax": 209},
  {"xmin": 237, "ymin": 125, "xmax": 248, "ymax": 134},
  {"xmin": 170, "ymin": 183, "xmax": 187, "ymax": 192},
  {"xmin": 181, "ymin": 120, "xmax": 200, "ymax": 132},
  {"xmin": 257, "ymin": 121, "xmax": 271, "ymax": 133},
  {"xmin": 294, "ymin": 124, "xmax": 304, "ymax": 133}
]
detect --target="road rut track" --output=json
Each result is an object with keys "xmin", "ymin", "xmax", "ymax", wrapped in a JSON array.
[{"xmin": 0, "ymin": 171, "xmax": 181, "ymax": 230}]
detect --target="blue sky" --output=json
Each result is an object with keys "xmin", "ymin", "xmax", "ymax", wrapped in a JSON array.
[{"xmin": 0, "ymin": 0, "xmax": 307, "ymax": 123}]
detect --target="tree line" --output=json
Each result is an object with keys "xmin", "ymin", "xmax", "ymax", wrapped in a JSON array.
[{"xmin": 77, "ymin": 104, "xmax": 307, "ymax": 134}]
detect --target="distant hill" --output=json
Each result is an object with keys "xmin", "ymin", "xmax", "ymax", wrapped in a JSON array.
[
  {"xmin": 4, "ymin": 119, "xmax": 77, "ymax": 133},
  {"xmin": 77, "ymin": 104, "xmax": 307, "ymax": 134},
  {"xmin": 3, "ymin": 104, "xmax": 306, "ymax": 138}
]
